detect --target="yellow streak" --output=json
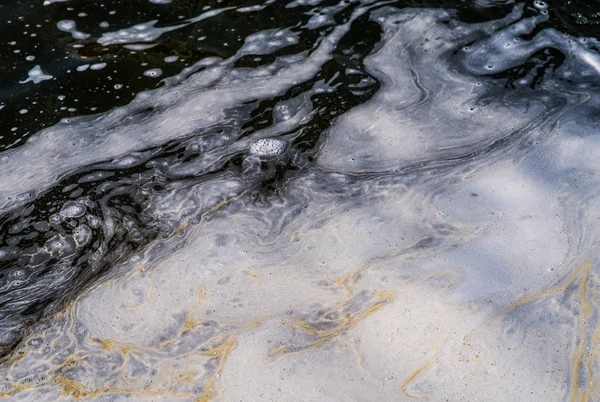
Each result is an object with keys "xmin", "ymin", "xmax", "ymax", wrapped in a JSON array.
[
  {"xmin": 334, "ymin": 267, "xmax": 361, "ymax": 296},
  {"xmin": 461, "ymin": 262, "xmax": 592, "ymax": 363},
  {"xmin": 271, "ymin": 292, "xmax": 393, "ymax": 359},
  {"xmin": 401, "ymin": 362, "xmax": 431, "ymax": 399},
  {"xmin": 569, "ymin": 263, "xmax": 593, "ymax": 402},
  {"xmin": 582, "ymin": 295, "xmax": 600, "ymax": 401},
  {"xmin": 201, "ymin": 192, "xmax": 247, "ymax": 222},
  {"xmin": 458, "ymin": 262, "xmax": 597, "ymax": 400},
  {"xmin": 195, "ymin": 336, "xmax": 236, "ymax": 402},
  {"xmin": 491, "ymin": 262, "xmax": 591, "ymax": 321}
]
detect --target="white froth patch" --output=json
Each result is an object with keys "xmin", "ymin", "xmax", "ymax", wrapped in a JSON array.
[
  {"xmin": 59, "ymin": 201, "xmax": 86, "ymax": 218},
  {"xmin": 90, "ymin": 62, "xmax": 107, "ymax": 70},
  {"xmin": 19, "ymin": 65, "xmax": 53, "ymax": 84},
  {"xmin": 56, "ymin": 19, "xmax": 90, "ymax": 40},
  {"xmin": 249, "ymin": 138, "xmax": 287, "ymax": 157},
  {"xmin": 317, "ymin": 8, "xmax": 548, "ymax": 173},
  {"xmin": 0, "ymin": 6, "xmax": 366, "ymax": 212},
  {"xmin": 37, "ymin": 149, "xmax": 582, "ymax": 400},
  {"xmin": 97, "ymin": 8, "xmax": 231, "ymax": 46},
  {"xmin": 142, "ymin": 68, "xmax": 162, "ymax": 77}
]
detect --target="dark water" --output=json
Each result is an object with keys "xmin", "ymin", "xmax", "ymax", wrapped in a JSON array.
[
  {"xmin": 2, "ymin": 0, "xmax": 600, "ymax": 400},
  {"xmin": 3, "ymin": 0, "xmax": 597, "ymax": 151}
]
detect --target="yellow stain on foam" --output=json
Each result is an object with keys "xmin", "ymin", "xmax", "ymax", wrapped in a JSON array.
[
  {"xmin": 461, "ymin": 261, "xmax": 592, "ymax": 357},
  {"xmin": 14, "ymin": 327, "xmax": 241, "ymax": 400},
  {"xmin": 568, "ymin": 262, "xmax": 593, "ymax": 402},
  {"xmin": 54, "ymin": 374, "xmax": 194, "ymax": 400},
  {"xmin": 182, "ymin": 316, "xmax": 201, "ymax": 335},
  {"xmin": 134, "ymin": 264, "xmax": 150, "ymax": 274},
  {"xmin": 0, "ymin": 383, "xmax": 30, "ymax": 398},
  {"xmin": 401, "ymin": 362, "xmax": 431, "ymax": 400},
  {"xmin": 1, "ymin": 352, "xmax": 194, "ymax": 400},
  {"xmin": 271, "ymin": 292, "xmax": 394, "ymax": 359},
  {"xmin": 201, "ymin": 192, "xmax": 247, "ymax": 222},
  {"xmin": 492, "ymin": 262, "xmax": 591, "ymax": 321},
  {"xmin": 459, "ymin": 262, "xmax": 598, "ymax": 400},
  {"xmin": 160, "ymin": 310, "xmax": 202, "ymax": 348},
  {"xmin": 93, "ymin": 338, "xmax": 114, "ymax": 352},
  {"xmin": 334, "ymin": 267, "xmax": 361, "ymax": 296},
  {"xmin": 173, "ymin": 220, "xmax": 188, "ymax": 234},
  {"xmin": 400, "ymin": 340, "xmax": 444, "ymax": 399},
  {"xmin": 87, "ymin": 335, "xmax": 142, "ymax": 355},
  {"xmin": 581, "ymin": 294, "xmax": 600, "ymax": 402},
  {"xmin": 290, "ymin": 228, "xmax": 302, "ymax": 242},
  {"xmin": 195, "ymin": 336, "xmax": 236, "ymax": 402}
]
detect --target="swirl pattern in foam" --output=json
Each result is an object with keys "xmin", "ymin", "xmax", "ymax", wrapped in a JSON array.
[{"xmin": 1, "ymin": 1, "xmax": 600, "ymax": 401}]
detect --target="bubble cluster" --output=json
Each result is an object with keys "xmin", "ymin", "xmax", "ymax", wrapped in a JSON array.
[{"xmin": 249, "ymin": 138, "xmax": 288, "ymax": 157}]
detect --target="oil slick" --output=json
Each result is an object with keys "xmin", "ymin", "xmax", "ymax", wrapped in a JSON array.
[{"xmin": 1, "ymin": 0, "xmax": 600, "ymax": 400}]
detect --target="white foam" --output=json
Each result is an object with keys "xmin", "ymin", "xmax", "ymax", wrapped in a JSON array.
[
  {"xmin": 0, "ymin": 5, "xmax": 369, "ymax": 212},
  {"xmin": 249, "ymin": 138, "xmax": 288, "ymax": 157},
  {"xmin": 4, "ymin": 4, "xmax": 600, "ymax": 401},
  {"xmin": 97, "ymin": 8, "xmax": 232, "ymax": 46},
  {"xmin": 19, "ymin": 65, "xmax": 53, "ymax": 84},
  {"xmin": 142, "ymin": 68, "xmax": 162, "ymax": 77},
  {"xmin": 56, "ymin": 20, "xmax": 90, "ymax": 40}
]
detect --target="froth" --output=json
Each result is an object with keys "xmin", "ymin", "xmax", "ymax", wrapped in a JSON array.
[{"xmin": 2, "ymin": 2, "xmax": 600, "ymax": 401}]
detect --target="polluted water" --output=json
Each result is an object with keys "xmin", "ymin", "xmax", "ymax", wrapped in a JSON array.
[{"xmin": 0, "ymin": 0, "xmax": 600, "ymax": 400}]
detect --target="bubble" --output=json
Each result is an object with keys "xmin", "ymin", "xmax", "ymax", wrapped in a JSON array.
[
  {"xmin": 143, "ymin": 68, "xmax": 163, "ymax": 77},
  {"xmin": 59, "ymin": 202, "xmax": 86, "ymax": 218},
  {"xmin": 73, "ymin": 225, "xmax": 92, "ymax": 246},
  {"xmin": 90, "ymin": 63, "xmax": 107, "ymax": 70},
  {"xmin": 56, "ymin": 20, "xmax": 75, "ymax": 31}
]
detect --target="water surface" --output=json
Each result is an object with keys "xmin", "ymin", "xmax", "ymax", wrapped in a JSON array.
[{"xmin": 1, "ymin": 0, "xmax": 600, "ymax": 400}]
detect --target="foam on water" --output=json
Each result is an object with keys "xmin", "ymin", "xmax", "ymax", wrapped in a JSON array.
[
  {"xmin": 56, "ymin": 20, "xmax": 90, "ymax": 40},
  {"xmin": 2, "ymin": 1, "xmax": 600, "ymax": 401},
  {"xmin": 19, "ymin": 65, "xmax": 53, "ymax": 85},
  {"xmin": 97, "ymin": 8, "xmax": 232, "ymax": 46},
  {"xmin": 0, "ymin": 2, "xmax": 373, "ymax": 213}
]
